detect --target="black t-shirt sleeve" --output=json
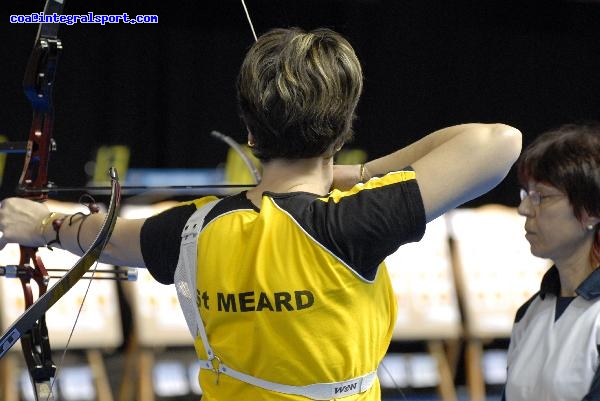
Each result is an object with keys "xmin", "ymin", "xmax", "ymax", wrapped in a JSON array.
[
  {"xmin": 276, "ymin": 172, "xmax": 426, "ymax": 281},
  {"xmin": 140, "ymin": 203, "xmax": 196, "ymax": 284},
  {"xmin": 323, "ymin": 178, "xmax": 425, "ymax": 279}
]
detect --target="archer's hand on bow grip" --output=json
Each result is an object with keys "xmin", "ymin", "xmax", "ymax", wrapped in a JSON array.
[{"xmin": 0, "ymin": 198, "xmax": 50, "ymax": 250}]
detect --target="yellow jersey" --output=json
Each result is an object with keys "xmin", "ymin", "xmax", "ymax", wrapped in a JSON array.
[{"xmin": 141, "ymin": 170, "xmax": 425, "ymax": 400}]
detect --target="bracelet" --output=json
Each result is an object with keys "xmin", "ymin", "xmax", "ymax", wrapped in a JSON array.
[
  {"xmin": 40, "ymin": 212, "xmax": 64, "ymax": 249},
  {"xmin": 73, "ymin": 213, "xmax": 91, "ymax": 253},
  {"xmin": 39, "ymin": 212, "xmax": 58, "ymax": 236},
  {"xmin": 359, "ymin": 163, "xmax": 367, "ymax": 182},
  {"xmin": 68, "ymin": 196, "xmax": 100, "ymax": 254}
]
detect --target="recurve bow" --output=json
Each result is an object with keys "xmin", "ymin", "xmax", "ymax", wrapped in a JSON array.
[{"xmin": 0, "ymin": 1, "xmax": 122, "ymax": 400}]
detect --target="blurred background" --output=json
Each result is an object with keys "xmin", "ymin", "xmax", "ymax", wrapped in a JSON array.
[{"xmin": 1, "ymin": 0, "xmax": 599, "ymax": 203}]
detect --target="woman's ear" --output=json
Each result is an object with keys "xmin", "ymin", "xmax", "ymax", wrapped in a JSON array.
[
  {"xmin": 584, "ymin": 215, "xmax": 600, "ymax": 231},
  {"xmin": 247, "ymin": 132, "xmax": 255, "ymax": 148}
]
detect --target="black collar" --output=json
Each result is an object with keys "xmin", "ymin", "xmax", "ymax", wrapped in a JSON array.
[{"xmin": 540, "ymin": 265, "xmax": 600, "ymax": 300}]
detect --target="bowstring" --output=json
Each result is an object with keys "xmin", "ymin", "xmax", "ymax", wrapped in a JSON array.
[
  {"xmin": 379, "ymin": 358, "xmax": 408, "ymax": 400},
  {"xmin": 240, "ymin": 0, "xmax": 258, "ymax": 42},
  {"xmin": 49, "ymin": 4, "xmax": 257, "ymax": 397},
  {"xmin": 44, "ymin": 198, "xmax": 107, "ymax": 401},
  {"xmin": 46, "ymin": 258, "xmax": 103, "ymax": 401},
  {"xmin": 236, "ymin": 2, "xmax": 410, "ymax": 397}
]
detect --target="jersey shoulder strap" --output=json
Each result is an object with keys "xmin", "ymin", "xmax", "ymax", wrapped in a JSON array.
[{"xmin": 173, "ymin": 198, "xmax": 221, "ymax": 338}]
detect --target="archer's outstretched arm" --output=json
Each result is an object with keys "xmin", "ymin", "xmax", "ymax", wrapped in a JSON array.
[
  {"xmin": 333, "ymin": 123, "xmax": 522, "ymax": 222},
  {"xmin": 0, "ymin": 197, "xmax": 147, "ymax": 267}
]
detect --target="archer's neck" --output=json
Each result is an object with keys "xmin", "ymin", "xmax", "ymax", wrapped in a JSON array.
[{"xmin": 246, "ymin": 157, "xmax": 333, "ymax": 206}]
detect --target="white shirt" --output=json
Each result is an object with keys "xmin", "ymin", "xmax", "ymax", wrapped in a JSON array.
[{"xmin": 504, "ymin": 267, "xmax": 600, "ymax": 401}]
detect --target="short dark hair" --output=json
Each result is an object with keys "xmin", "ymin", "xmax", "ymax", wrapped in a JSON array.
[
  {"xmin": 517, "ymin": 122, "xmax": 600, "ymax": 262},
  {"xmin": 517, "ymin": 122, "xmax": 600, "ymax": 220},
  {"xmin": 236, "ymin": 27, "xmax": 363, "ymax": 161}
]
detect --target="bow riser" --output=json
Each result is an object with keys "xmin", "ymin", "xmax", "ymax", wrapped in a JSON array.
[
  {"xmin": 9, "ymin": 1, "xmax": 65, "ymax": 399},
  {"xmin": 19, "ymin": 35, "xmax": 61, "ymax": 199}
]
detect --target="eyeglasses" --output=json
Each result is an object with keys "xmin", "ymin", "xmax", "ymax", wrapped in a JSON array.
[{"xmin": 519, "ymin": 188, "xmax": 564, "ymax": 206}]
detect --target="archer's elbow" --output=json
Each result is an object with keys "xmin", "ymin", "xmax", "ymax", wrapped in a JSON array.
[
  {"xmin": 493, "ymin": 123, "xmax": 522, "ymax": 150},
  {"xmin": 482, "ymin": 123, "xmax": 523, "ymax": 171},
  {"xmin": 495, "ymin": 123, "xmax": 522, "ymax": 165}
]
